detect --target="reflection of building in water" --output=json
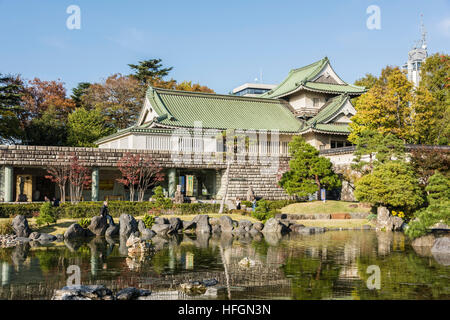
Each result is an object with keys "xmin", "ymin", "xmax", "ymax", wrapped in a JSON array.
[
  {"xmin": 185, "ymin": 252, "xmax": 194, "ymax": 270},
  {"xmin": 1, "ymin": 261, "xmax": 10, "ymax": 285}
]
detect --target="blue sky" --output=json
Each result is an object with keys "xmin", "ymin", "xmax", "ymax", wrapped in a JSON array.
[{"xmin": 0, "ymin": 0, "xmax": 449, "ymax": 94}]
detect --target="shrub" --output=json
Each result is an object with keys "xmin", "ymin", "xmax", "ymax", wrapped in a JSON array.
[
  {"xmin": 0, "ymin": 219, "xmax": 13, "ymax": 235},
  {"xmin": 405, "ymin": 200, "xmax": 450, "ymax": 239},
  {"xmin": 152, "ymin": 186, "xmax": 173, "ymax": 209},
  {"xmin": 173, "ymin": 203, "xmax": 225, "ymax": 215},
  {"xmin": 251, "ymin": 199, "xmax": 278, "ymax": 223},
  {"xmin": 425, "ymin": 172, "xmax": 450, "ymax": 204},
  {"xmin": 241, "ymin": 201, "xmax": 253, "ymax": 208},
  {"xmin": 77, "ymin": 218, "xmax": 91, "ymax": 229},
  {"xmin": 366, "ymin": 213, "xmax": 377, "ymax": 221},
  {"xmin": 36, "ymin": 202, "xmax": 57, "ymax": 226},
  {"xmin": 142, "ymin": 214, "xmax": 156, "ymax": 229}
]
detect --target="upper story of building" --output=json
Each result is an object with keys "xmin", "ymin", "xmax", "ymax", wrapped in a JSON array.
[{"xmin": 96, "ymin": 57, "xmax": 366, "ymax": 153}]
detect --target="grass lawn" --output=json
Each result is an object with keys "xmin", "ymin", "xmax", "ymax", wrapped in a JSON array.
[
  {"xmin": 281, "ymin": 200, "xmax": 371, "ymax": 215},
  {"xmin": 294, "ymin": 219, "xmax": 374, "ymax": 229}
]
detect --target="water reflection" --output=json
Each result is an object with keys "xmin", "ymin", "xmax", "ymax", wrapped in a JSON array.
[{"xmin": 0, "ymin": 230, "xmax": 448, "ymax": 300}]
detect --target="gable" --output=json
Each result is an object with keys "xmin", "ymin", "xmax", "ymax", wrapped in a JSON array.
[
  {"xmin": 311, "ymin": 63, "xmax": 346, "ymax": 85},
  {"xmin": 137, "ymin": 97, "xmax": 159, "ymax": 125}
]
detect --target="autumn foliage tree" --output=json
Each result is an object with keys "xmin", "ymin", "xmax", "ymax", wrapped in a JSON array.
[
  {"xmin": 68, "ymin": 155, "xmax": 92, "ymax": 204},
  {"xmin": 116, "ymin": 153, "xmax": 164, "ymax": 202},
  {"xmin": 45, "ymin": 154, "xmax": 70, "ymax": 202}
]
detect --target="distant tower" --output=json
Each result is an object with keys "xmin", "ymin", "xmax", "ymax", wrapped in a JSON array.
[{"xmin": 403, "ymin": 14, "xmax": 428, "ymax": 86}]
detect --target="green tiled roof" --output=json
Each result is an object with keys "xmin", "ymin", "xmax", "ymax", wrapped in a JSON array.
[
  {"xmin": 300, "ymin": 123, "xmax": 350, "ymax": 135},
  {"xmin": 261, "ymin": 57, "xmax": 365, "ymax": 98},
  {"xmin": 146, "ymin": 87, "xmax": 304, "ymax": 132},
  {"xmin": 306, "ymin": 94, "xmax": 348, "ymax": 125}
]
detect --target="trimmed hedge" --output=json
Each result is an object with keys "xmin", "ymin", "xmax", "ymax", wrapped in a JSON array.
[{"xmin": 0, "ymin": 201, "xmax": 227, "ymax": 219}]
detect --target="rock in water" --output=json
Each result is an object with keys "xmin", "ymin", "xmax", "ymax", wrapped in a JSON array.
[
  {"xmin": 88, "ymin": 216, "xmax": 109, "ymax": 236},
  {"xmin": 262, "ymin": 218, "xmax": 289, "ymax": 235},
  {"xmin": 64, "ymin": 223, "xmax": 88, "ymax": 239},
  {"xmin": 52, "ymin": 285, "xmax": 113, "ymax": 300},
  {"xmin": 195, "ymin": 215, "xmax": 211, "ymax": 233},
  {"xmin": 219, "ymin": 215, "xmax": 234, "ymax": 233},
  {"xmin": 116, "ymin": 287, "xmax": 151, "ymax": 300},
  {"xmin": 105, "ymin": 224, "xmax": 119, "ymax": 237},
  {"xmin": 169, "ymin": 217, "xmax": 182, "ymax": 232},
  {"xmin": 119, "ymin": 214, "xmax": 138, "ymax": 238},
  {"xmin": 151, "ymin": 223, "xmax": 171, "ymax": 235},
  {"xmin": 431, "ymin": 237, "xmax": 450, "ymax": 266},
  {"xmin": 12, "ymin": 215, "xmax": 31, "ymax": 237}
]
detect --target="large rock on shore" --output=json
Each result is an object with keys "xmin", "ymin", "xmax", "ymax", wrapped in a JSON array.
[
  {"xmin": 194, "ymin": 215, "xmax": 211, "ymax": 234},
  {"xmin": 431, "ymin": 237, "xmax": 450, "ymax": 266},
  {"xmin": 88, "ymin": 216, "xmax": 109, "ymax": 236},
  {"xmin": 105, "ymin": 224, "xmax": 119, "ymax": 237},
  {"xmin": 219, "ymin": 215, "xmax": 234, "ymax": 233},
  {"xmin": 376, "ymin": 206, "xmax": 404, "ymax": 231},
  {"xmin": 169, "ymin": 217, "xmax": 182, "ymax": 232},
  {"xmin": 119, "ymin": 214, "xmax": 138, "ymax": 238},
  {"xmin": 12, "ymin": 215, "xmax": 31, "ymax": 237},
  {"xmin": 262, "ymin": 218, "xmax": 289, "ymax": 235},
  {"xmin": 151, "ymin": 223, "xmax": 171, "ymax": 235},
  {"xmin": 64, "ymin": 223, "xmax": 91, "ymax": 239}
]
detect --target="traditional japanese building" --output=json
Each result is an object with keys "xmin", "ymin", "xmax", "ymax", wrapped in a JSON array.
[{"xmin": 0, "ymin": 57, "xmax": 366, "ymax": 203}]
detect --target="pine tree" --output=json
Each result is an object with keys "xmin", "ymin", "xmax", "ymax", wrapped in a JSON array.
[{"xmin": 278, "ymin": 136, "xmax": 341, "ymax": 199}]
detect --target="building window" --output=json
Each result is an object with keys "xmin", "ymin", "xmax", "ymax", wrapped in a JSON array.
[
  {"xmin": 313, "ymin": 98, "xmax": 320, "ymax": 107},
  {"xmin": 331, "ymin": 140, "xmax": 354, "ymax": 148}
]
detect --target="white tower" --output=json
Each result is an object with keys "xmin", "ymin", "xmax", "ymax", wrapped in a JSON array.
[{"xmin": 403, "ymin": 14, "xmax": 428, "ymax": 86}]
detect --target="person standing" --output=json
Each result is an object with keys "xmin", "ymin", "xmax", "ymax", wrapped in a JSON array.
[
  {"xmin": 100, "ymin": 201, "xmax": 114, "ymax": 226},
  {"xmin": 236, "ymin": 197, "xmax": 241, "ymax": 210}
]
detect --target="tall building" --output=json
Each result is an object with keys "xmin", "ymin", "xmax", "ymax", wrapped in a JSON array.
[
  {"xmin": 232, "ymin": 83, "xmax": 276, "ymax": 97},
  {"xmin": 402, "ymin": 15, "xmax": 428, "ymax": 86}
]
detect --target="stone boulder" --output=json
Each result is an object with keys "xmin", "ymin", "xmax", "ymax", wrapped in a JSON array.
[
  {"xmin": 431, "ymin": 237, "xmax": 450, "ymax": 266},
  {"xmin": 252, "ymin": 222, "xmax": 264, "ymax": 232},
  {"xmin": 412, "ymin": 234, "xmax": 436, "ymax": 248},
  {"xmin": 151, "ymin": 223, "xmax": 171, "ymax": 235},
  {"xmin": 105, "ymin": 224, "xmax": 119, "ymax": 237},
  {"xmin": 392, "ymin": 216, "xmax": 404, "ymax": 231},
  {"xmin": 64, "ymin": 223, "xmax": 89, "ymax": 239},
  {"xmin": 12, "ymin": 215, "xmax": 31, "ymax": 237},
  {"xmin": 88, "ymin": 216, "xmax": 109, "ymax": 236},
  {"xmin": 126, "ymin": 234, "xmax": 152, "ymax": 256},
  {"xmin": 37, "ymin": 233, "xmax": 57, "ymax": 242},
  {"xmin": 195, "ymin": 215, "xmax": 211, "ymax": 234},
  {"xmin": 219, "ymin": 215, "xmax": 234, "ymax": 233},
  {"xmin": 119, "ymin": 214, "xmax": 138, "ymax": 238},
  {"xmin": 137, "ymin": 220, "xmax": 146, "ymax": 233},
  {"xmin": 376, "ymin": 206, "xmax": 404, "ymax": 231},
  {"xmin": 28, "ymin": 232, "xmax": 41, "ymax": 240},
  {"xmin": 169, "ymin": 217, "xmax": 182, "ymax": 232},
  {"xmin": 52, "ymin": 285, "xmax": 113, "ymax": 300},
  {"xmin": 140, "ymin": 228, "xmax": 156, "ymax": 240},
  {"xmin": 182, "ymin": 220, "xmax": 196, "ymax": 231},
  {"xmin": 262, "ymin": 218, "xmax": 289, "ymax": 235},
  {"xmin": 155, "ymin": 217, "xmax": 169, "ymax": 224},
  {"xmin": 180, "ymin": 282, "xmax": 207, "ymax": 295},
  {"xmin": 238, "ymin": 219, "xmax": 253, "ymax": 229},
  {"xmin": 115, "ymin": 287, "xmax": 151, "ymax": 300},
  {"xmin": 289, "ymin": 224, "xmax": 306, "ymax": 233}
]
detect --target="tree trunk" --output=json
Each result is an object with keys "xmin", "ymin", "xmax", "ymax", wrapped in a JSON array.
[
  {"xmin": 219, "ymin": 161, "xmax": 231, "ymax": 214},
  {"xmin": 315, "ymin": 174, "xmax": 321, "ymax": 200}
]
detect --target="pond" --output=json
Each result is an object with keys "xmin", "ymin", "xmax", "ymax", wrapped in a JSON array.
[{"xmin": 0, "ymin": 230, "xmax": 448, "ymax": 300}]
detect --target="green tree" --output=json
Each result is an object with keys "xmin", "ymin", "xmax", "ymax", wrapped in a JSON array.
[
  {"xmin": 278, "ymin": 136, "xmax": 341, "ymax": 199},
  {"xmin": 36, "ymin": 202, "xmax": 57, "ymax": 226},
  {"xmin": 128, "ymin": 58, "xmax": 173, "ymax": 87},
  {"xmin": 67, "ymin": 107, "xmax": 115, "ymax": 147},
  {"xmin": 405, "ymin": 200, "xmax": 450, "ymax": 239},
  {"xmin": 352, "ymin": 129, "xmax": 405, "ymax": 174},
  {"xmin": 418, "ymin": 53, "xmax": 450, "ymax": 145},
  {"xmin": 425, "ymin": 171, "xmax": 450, "ymax": 204},
  {"xmin": 71, "ymin": 82, "xmax": 91, "ymax": 109},
  {"xmin": 349, "ymin": 67, "xmax": 414, "ymax": 143},
  {"xmin": 23, "ymin": 105, "xmax": 68, "ymax": 146},
  {"xmin": 354, "ymin": 161, "xmax": 424, "ymax": 212},
  {"xmin": 0, "ymin": 74, "xmax": 25, "ymax": 143}
]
